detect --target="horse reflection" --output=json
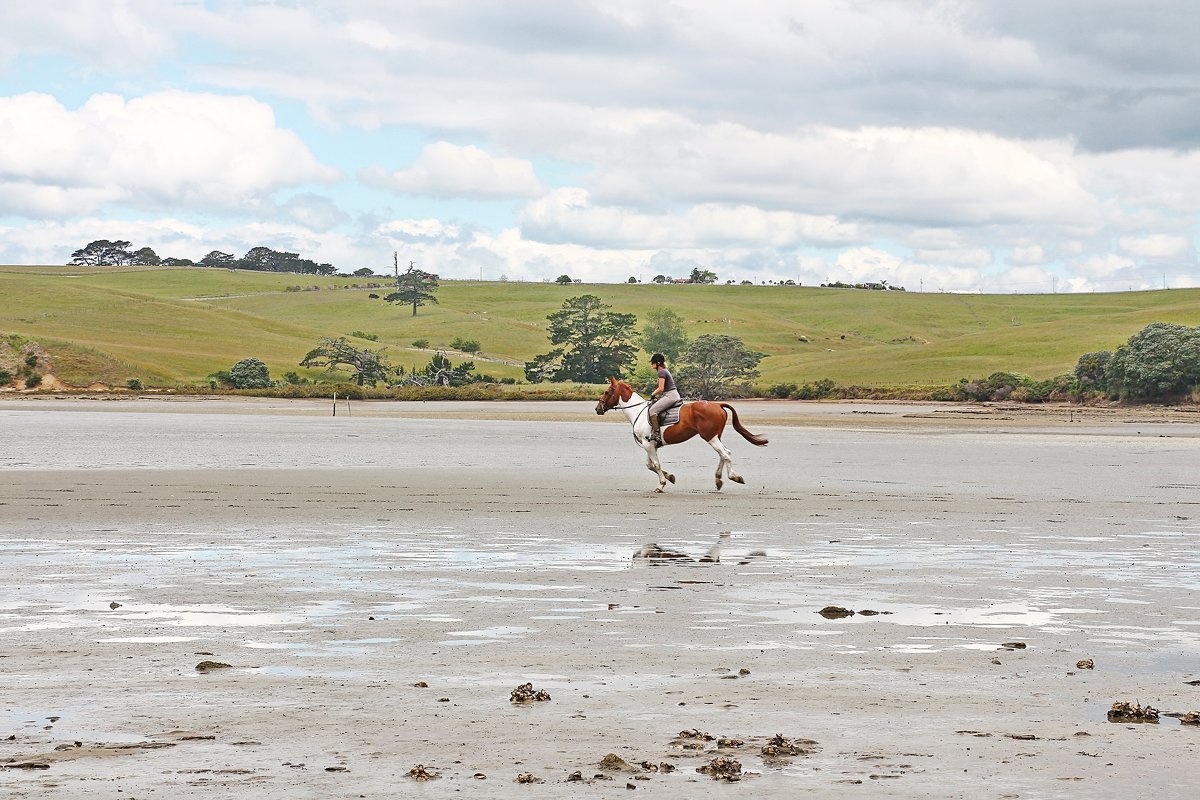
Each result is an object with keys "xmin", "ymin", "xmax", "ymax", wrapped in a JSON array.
[{"xmin": 632, "ymin": 532, "xmax": 766, "ymax": 565}]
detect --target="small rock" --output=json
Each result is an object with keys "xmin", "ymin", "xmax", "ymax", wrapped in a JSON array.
[
  {"xmin": 515, "ymin": 772, "xmax": 543, "ymax": 784},
  {"xmin": 599, "ymin": 753, "xmax": 638, "ymax": 772},
  {"xmin": 473, "ymin": 772, "xmax": 487, "ymax": 779},
  {"xmin": 566, "ymin": 771, "xmax": 584, "ymax": 781},
  {"xmin": 1077, "ymin": 659, "xmax": 1094, "ymax": 670},
  {"xmin": 738, "ymin": 668, "xmax": 751, "ymax": 675},
  {"xmin": 109, "ymin": 602, "xmax": 122, "ymax": 609},
  {"xmin": 1001, "ymin": 642, "xmax": 1026, "ymax": 650},
  {"xmin": 858, "ymin": 609, "xmax": 880, "ymax": 616},
  {"xmin": 407, "ymin": 764, "xmax": 437, "ymax": 780},
  {"xmin": 195, "ymin": 660, "xmax": 232, "ymax": 673},
  {"xmin": 818, "ymin": 606, "xmax": 854, "ymax": 619},
  {"xmin": 761, "ymin": 734, "xmax": 817, "ymax": 759},
  {"xmin": 413, "ymin": 681, "xmax": 428, "ymax": 688},
  {"xmin": 697, "ymin": 757, "xmax": 742, "ymax": 782},
  {"xmin": 510, "ymin": 682, "xmax": 551, "ymax": 703},
  {"xmin": 1179, "ymin": 712, "xmax": 1199, "ymax": 725},
  {"xmin": 1107, "ymin": 701, "xmax": 1159, "ymax": 723}
]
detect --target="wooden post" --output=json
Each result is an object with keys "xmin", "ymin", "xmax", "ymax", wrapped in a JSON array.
[{"xmin": 332, "ymin": 391, "xmax": 337, "ymax": 416}]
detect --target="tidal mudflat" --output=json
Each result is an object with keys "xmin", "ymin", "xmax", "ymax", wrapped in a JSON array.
[{"xmin": 1, "ymin": 397, "xmax": 1198, "ymax": 798}]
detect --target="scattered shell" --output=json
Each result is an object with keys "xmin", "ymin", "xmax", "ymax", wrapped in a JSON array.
[
  {"xmin": 473, "ymin": 772, "xmax": 486, "ymax": 779},
  {"xmin": 510, "ymin": 682, "xmax": 552, "ymax": 703},
  {"xmin": 195, "ymin": 661, "xmax": 232, "ymax": 673},
  {"xmin": 738, "ymin": 668, "xmax": 751, "ymax": 675},
  {"xmin": 1179, "ymin": 712, "xmax": 1199, "ymax": 726},
  {"xmin": 716, "ymin": 738, "xmax": 745, "ymax": 749},
  {"xmin": 515, "ymin": 772, "xmax": 543, "ymax": 784},
  {"xmin": 413, "ymin": 681, "xmax": 428, "ymax": 688},
  {"xmin": 1001, "ymin": 642, "xmax": 1027, "ymax": 650},
  {"xmin": 566, "ymin": 771, "xmax": 584, "ymax": 781},
  {"xmin": 858, "ymin": 609, "xmax": 880, "ymax": 616},
  {"xmin": 1077, "ymin": 659, "xmax": 1095, "ymax": 670},
  {"xmin": 697, "ymin": 757, "xmax": 742, "ymax": 781},
  {"xmin": 109, "ymin": 602, "xmax": 122, "ymax": 610},
  {"xmin": 1107, "ymin": 701, "xmax": 1159, "ymax": 722},
  {"xmin": 407, "ymin": 765, "xmax": 437, "ymax": 781},
  {"xmin": 818, "ymin": 606, "xmax": 854, "ymax": 619}
]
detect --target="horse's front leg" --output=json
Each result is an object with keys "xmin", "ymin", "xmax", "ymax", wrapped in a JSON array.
[{"xmin": 644, "ymin": 445, "xmax": 675, "ymax": 492}]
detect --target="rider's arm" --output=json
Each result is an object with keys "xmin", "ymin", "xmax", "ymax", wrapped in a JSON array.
[{"xmin": 653, "ymin": 376, "xmax": 666, "ymax": 398}]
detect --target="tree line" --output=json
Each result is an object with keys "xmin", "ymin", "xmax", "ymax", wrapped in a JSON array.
[{"xmin": 69, "ymin": 239, "xmax": 337, "ymax": 275}]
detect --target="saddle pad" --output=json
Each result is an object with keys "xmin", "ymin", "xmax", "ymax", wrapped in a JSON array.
[{"xmin": 659, "ymin": 405, "xmax": 682, "ymax": 426}]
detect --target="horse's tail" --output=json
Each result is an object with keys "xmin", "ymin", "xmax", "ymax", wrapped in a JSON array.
[{"xmin": 720, "ymin": 403, "xmax": 769, "ymax": 446}]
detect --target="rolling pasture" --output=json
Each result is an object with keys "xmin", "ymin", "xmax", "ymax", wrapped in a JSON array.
[{"xmin": 3, "ymin": 264, "xmax": 1199, "ymax": 389}]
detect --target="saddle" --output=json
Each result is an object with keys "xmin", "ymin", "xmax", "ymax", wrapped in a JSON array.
[{"xmin": 656, "ymin": 398, "xmax": 684, "ymax": 427}]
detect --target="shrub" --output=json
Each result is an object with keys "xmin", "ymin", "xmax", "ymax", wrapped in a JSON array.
[
  {"xmin": 228, "ymin": 358, "xmax": 271, "ymax": 389},
  {"xmin": 793, "ymin": 378, "xmax": 837, "ymax": 400},
  {"xmin": 24, "ymin": 373, "xmax": 42, "ymax": 388},
  {"xmin": 0, "ymin": 369, "xmax": 11, "ymax": 385},
  {"xmin": 127, "ymin": 378, "xmax": 143, "ymax": 390},
  {"xmin": 411, "ymin": 339, "xmax": 430, "ymax": 349},
  {"xmin": 368, "ymin": 293, "xmax": 380, "ymax": 299},
  {"xmin": 768, "ymin": 383, "xmax": 797, "ymax": 399},
  {"xmin": 451, "ymin": 337, "xmax": 481, "ymax": 353},
  {"xmin": 1106, "ymin": 323, "xmax": 1200, "ymax": 401},
  {"xmin": 351, "ymin": 330, "xmax": 379, "ymax": 341}
]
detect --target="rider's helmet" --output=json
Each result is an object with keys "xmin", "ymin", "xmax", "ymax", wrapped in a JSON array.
[{"xmin": 651, "ymin": 353, "xmax": 666, "ymax": 366}]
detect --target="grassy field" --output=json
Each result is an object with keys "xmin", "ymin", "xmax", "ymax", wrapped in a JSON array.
[{"xmin": 3, "ymin": 263, "xmax": 1199, "ymax": 391}]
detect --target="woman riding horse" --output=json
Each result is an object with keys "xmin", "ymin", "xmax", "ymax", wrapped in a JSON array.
[{"xmin": 646, "ymin": 353, "xmax": 680, "ymax": 445}]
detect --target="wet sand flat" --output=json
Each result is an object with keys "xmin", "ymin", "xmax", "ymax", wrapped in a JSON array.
[{"xmin": 1, "ymin": 397, "xmax": 1199, "ymax": 798}]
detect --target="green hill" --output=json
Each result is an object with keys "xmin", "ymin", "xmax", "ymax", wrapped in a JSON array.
[{"xmin": 3, "ymin": 263, "xmax": 1199, "ymax": 391}]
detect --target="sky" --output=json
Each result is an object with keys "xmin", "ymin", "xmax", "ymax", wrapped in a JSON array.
[{"xmin": 1, "ymin": 0, "xmax": 1199, "ymax": 292}]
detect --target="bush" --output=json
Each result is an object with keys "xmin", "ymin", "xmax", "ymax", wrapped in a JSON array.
[
  {"xmin": 24, "ymin": 373, "xmax": 42, "ymax": 388},
  {"xmin": 0, "ymin": 369, "xmax": 11, "ymax": 385},
  {"xmin": 411, "ymin": 339, "xmax": 430, "ymax": 349},
  {"xmin": 228, "ymin": 358, "xmax": 271, "ymax": 389},
  {"xmin": 768, "ymin": 383, "xmax": 797, "ymax": 398},
  {"xmin": 368, "ymin": 293, "xmax": 380, "ymax": 299},
  {"xmin": 127, "ymin": 378, "xmax": 143, "ymax": 390},
  {"xmin": 451, "ymin": 337, "xmax": 481, "ymax": 353},
  {"xmin": 792, "ymin": 378, "xmax": 837, "ymax": 400},
  {"xmin": 351, "ymin": 330, "xmax": 379, "ymax": 341},
  {"xmin": 1106, "ymin": 322, "xmax": 1200, "ymax": 401}
]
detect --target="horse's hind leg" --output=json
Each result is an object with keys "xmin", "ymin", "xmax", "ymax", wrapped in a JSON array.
[{"xmin": 706, "ymin": 437, "xmax": 744, "ymax": 490}]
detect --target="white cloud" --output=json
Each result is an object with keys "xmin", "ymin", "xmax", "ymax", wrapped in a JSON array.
[
  {"xmin": 0, "ymin": 91, "xmax": 338, "ymax": 218},
  {"xmin": 1010, "ymin": 245, "xmax": 1047, "ymax": 266},
  {"xmin": 360, "ymin": 142, "xmax": 543, "ymax": 199},
  {"xmin": 1117, "ymin": 234, "xmax": 1192, "ymax": 259},
  {"xmin": 519, "ymin": 188, "xmax": 861, "ymax": 248}
]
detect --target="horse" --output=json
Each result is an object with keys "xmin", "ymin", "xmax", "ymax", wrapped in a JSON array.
[{"xmin": 595, "ymin": 377, "xmax": 768, "ymax": 493}]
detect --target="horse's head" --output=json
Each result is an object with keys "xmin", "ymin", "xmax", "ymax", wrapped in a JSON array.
[{"xmin": 595, "ymin": 377, "xmax": 632, "ymax": 415}]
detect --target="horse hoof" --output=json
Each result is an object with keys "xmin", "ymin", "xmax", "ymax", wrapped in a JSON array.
[
  {"xmin": 731, "ymin": 475, "xmax": 745, "ymax": 484},
  {"xmin": 715, "ymin": 482, "xmax": 723, "ymax": 491},
  {"xmin": 655, "ymin": 487, "xmax": 665, "ymax": 494},
  {"xmin": 667, "ymin": 474, "xmax": 676, "ymax": 484}
]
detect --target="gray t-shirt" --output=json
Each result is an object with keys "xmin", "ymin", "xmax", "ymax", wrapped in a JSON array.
[{"xmin": 657, "ymin": 367, "xmax": 677, "ymax": 394}]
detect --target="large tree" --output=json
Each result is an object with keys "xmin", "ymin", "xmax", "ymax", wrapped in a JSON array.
[
  {"xmin": 1105, "ymin": 323, "xmax": 1200, "ymax": 400},
  {"xmin": 300, "ymin": 337, "xmax": 393, "ymax": 386},
  {"xmin": 69, "ymin": 240, "xmax": 134, "ymax": 266},
  {"xmin": 677, "ymin": 334, "xmax": 766, "ymax": 399},
  {"xmin": 640, "ymin": 307, "xmax": 690, "ymax": 364},
  {"xmin": 524, "ymin": 295, "xmax": 637, "ymax": 383},
  {"xmin": 385, "ymin": 253, "xmax": 439, "ymax": 316}
]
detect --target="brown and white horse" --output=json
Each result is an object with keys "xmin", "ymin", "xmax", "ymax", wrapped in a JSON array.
[{"xmin": 595, "ymin": 378, "xmax": 768, "ymax": 492}]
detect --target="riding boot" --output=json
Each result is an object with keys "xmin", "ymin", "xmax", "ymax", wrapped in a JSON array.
[{"xmin": 649, "ymin": 416, "xmax": 662, "ymax": 445}]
